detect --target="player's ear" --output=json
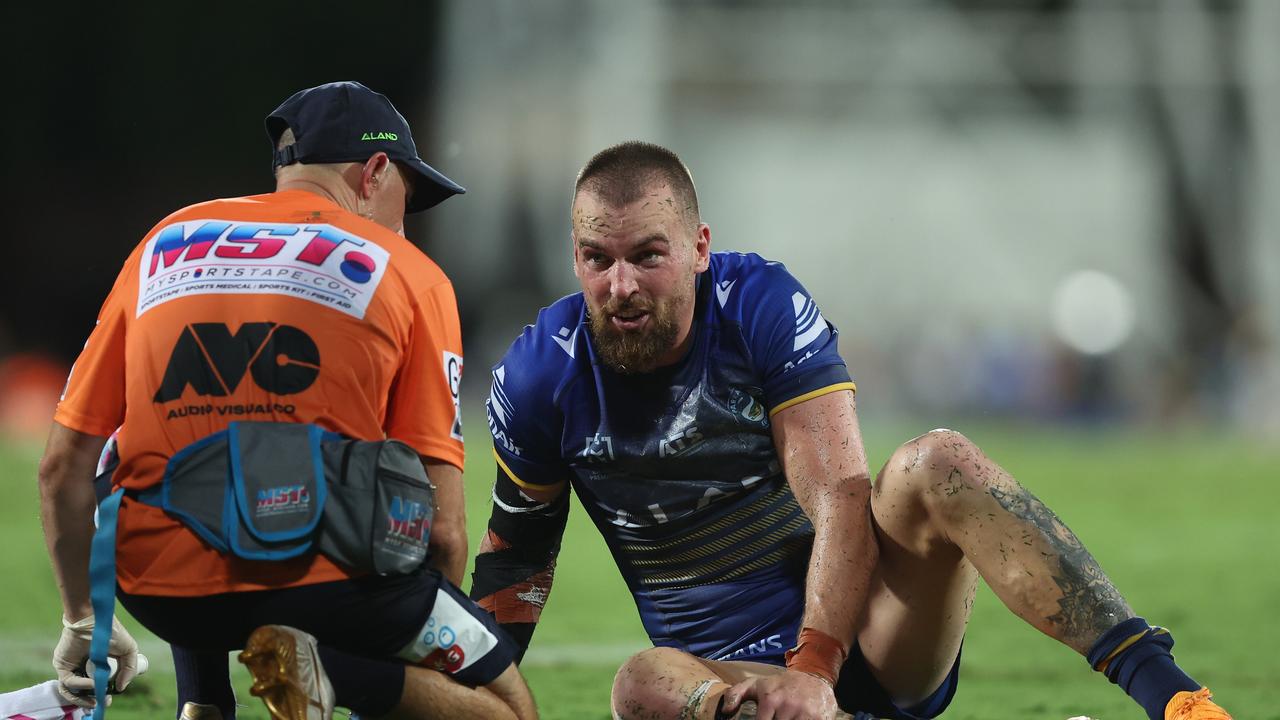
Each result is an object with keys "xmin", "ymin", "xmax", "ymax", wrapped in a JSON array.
[
  {"xmin": 693, "ymin": 223, "xmax": 711, "ymax": 272},
  {"xmin": 360, "ymin": 152, "xmax": 392, "ymax": 199}
]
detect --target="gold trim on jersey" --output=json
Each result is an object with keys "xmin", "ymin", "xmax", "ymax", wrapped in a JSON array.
[
  {"xmin": 493, "ymin": 448, "xmax": 568, "ymax": 494},
  {"xmin": 769, "ymin": 381, "xmax": 857, "ymax": 417}
]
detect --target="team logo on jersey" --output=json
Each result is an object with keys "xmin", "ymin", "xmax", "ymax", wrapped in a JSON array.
[
  {"xmin": 551, "ymin": 325, "xmax": 579, "ymax": 358},
  {"xmin": 444, "ymin": 351, "xmax": 463, "ymax": 441},
  {"xmin": 728, "ymin": 387, "xmax": 767, "ymax": 425},
  {"xmin": 791, "ymin": 291, "xmax": 829, "ymax": 351},
  {"xmin": 715, "ymin": 279, "xmax": 737, "ymax": 307},
  {"xmin": 137, "ymin": 220, "xmax": 390, "ymax": 319},
  {"xmin": 153, "ymin": 322, "xmax": 319, "ymax": 403},
  {"xmin": 579, "ymin": 434, "xmax": 614, "ymax": 463},
  {"xmin": 487, "ymin": 365, "xmax": 522, "ymax": 455}
]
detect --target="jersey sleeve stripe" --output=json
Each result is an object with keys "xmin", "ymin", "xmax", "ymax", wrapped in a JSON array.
[
  {"xmin": 768, "ymin": 381, "xmax": 857, "ymax": 417},
  {"xmin": 492, "ymin": 448, "xmax": 568, "ymax": 493}
]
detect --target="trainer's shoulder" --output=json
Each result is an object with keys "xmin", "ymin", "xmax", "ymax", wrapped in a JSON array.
[
  {"xmin": 494, "ymin": 293, "xmax": 588, "ymax": 404},
  {"xmin": 707, "ymin": 251, "xmax": 804, "ymax": 323},
  {"xmin": 150, "ymin": 193, "xmax": 275, "ymax": 224},
  {"xmin": 373, "ymin": 230, "xmax": 452, "ymax": 294}
]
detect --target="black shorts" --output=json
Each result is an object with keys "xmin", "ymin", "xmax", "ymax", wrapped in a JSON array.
[
  {"xmin": 835, "ymin": 641, "xmax": 961, "ymax": 720},
  {"xmin": 119, "ymin": 568, "xmax": 516, "ymax": 686}
]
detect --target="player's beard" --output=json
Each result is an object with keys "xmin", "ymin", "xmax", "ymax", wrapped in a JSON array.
[{"xmin": 588, "ymin": 292, "xmax": 685, "ymax": 375}]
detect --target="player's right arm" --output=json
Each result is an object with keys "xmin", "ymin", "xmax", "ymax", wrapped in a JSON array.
[
  {"xmin": 468, "ymin": 333, "xmax": 574, "ymax": 661},
  {"xmin": 470, "ymin": 465, "xmax": 569, "ymax": 660}
]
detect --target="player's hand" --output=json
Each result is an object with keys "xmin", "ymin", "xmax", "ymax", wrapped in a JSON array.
[
  {"xmin": 720, "ymin": 669, "xmax": 839, "ymax": 720},
  {"xmin": 53, "ymin": 614, "xmax": 139, "ymax": 707}
]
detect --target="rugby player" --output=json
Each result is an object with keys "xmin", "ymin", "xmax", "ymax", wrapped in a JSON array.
[
  {"xmin": 470, "ymin": 141, "xmax": 1230, "ymax": 720},
  {"xmin": 39, "ymin": 82, "xmax": 536, "ymax": 720}
]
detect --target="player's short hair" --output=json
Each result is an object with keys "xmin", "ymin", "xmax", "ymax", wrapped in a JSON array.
[{"xmin": 574, "ymin": 141, "xmax": 699, "ymax": 226}]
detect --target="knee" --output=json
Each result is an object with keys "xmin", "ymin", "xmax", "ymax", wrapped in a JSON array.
[
  {"xmin": 611, "ymin": 647, "xmax": 701, "ymax": 720},
  {"xmin": 879, "ymin": 429, "xmax": 997, "ymax": 517}
]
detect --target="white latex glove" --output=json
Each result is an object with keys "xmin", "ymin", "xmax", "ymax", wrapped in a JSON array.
[{"xmin": 52, "ymin": 614, "xmax": 139, "ymax": 708}]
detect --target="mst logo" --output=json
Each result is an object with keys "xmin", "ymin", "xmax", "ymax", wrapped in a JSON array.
[
  {"xmin": 154, "ymin": 322, "xmax": 320, "ymax": 403},
  {"xmin": 137, "ymin": 221, "xmax": 391, "ymax": 319},
  {"xmin": 256, "ymin": 485, "xmax": 310, "ymax": 517},
  {"xmin": 387, "ymin": 495, "xmax": 431, "ymax": 545}
]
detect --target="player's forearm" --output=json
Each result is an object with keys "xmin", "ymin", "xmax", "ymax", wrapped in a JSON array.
[
  {"xmin": 800, "ymin": 486, "xmax": 876, "ymax": 645},
  {"xmin": 772, "ymin": 390, "xmax": 875, "ymax": 651},
  {"xmin": 470, "ymin": 472, "xmax": 569, "ymax": 661},
  {"xmin": 471, "ymin": 532, "xmax": 560, "ymax": 660}
]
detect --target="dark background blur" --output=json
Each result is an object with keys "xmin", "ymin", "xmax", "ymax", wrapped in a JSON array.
[
  {"xmin": 0, "ymin": 0, "xmax": 446, "ymax": 361},
  {"xmin": 2, "ymin": 0, "xmax": 1277, "ymax": 441}
]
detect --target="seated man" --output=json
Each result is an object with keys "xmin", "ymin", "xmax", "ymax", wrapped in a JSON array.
[
  {"xmin": 471, "ymin": 140, "xmax": 1229, "ymax": 720},
  {"xmin": 39, "ymin": 81, "xmax": 536, "ymax": 720}
]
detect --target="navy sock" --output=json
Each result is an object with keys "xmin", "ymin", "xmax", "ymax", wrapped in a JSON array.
[
  {"xmin": 171, "ymin": 646, "xmax": 237, "ymax": 720},
  {"xmin": 318, "ymin": 646, "xmax": 406, "ymax": 718},
  {"xmin": 1086, "ymin": 617, "xmax": 1201, "ymax": 720}
]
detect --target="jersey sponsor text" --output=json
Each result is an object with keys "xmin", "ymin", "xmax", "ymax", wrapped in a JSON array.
[{"xmin": 138, "ymin": 221, "xmax": 390, "ymax": 319}]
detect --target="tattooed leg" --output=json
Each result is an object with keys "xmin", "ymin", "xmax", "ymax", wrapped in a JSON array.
[
  {"xmin": 862, "ymin": 429, "xmax": 1135, "ymax": 683},
  {"xmin": 983, "ymin": 481, "xmax": 1133, "ymax": 650},
  {"xmin": 857, "ymin": 429, "xmax": 1136, "ymax": 705}
]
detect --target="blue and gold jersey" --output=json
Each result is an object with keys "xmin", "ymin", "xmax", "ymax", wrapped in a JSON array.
[{"xmin": 486, "ymin": 252, "xmax": 854, "ymax": 662}]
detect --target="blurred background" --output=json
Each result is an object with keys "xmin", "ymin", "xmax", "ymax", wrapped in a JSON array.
[{"xmin": 1, "ymin": 0, "xmax": 1277, "ymax": 444}]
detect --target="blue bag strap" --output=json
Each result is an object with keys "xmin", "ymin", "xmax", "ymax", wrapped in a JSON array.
[{"xmin": 88, "ymin": 487, "xmax": 124, "ymax": 720}]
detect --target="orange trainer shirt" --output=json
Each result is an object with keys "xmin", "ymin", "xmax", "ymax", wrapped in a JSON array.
[{"xmin": 54, "ymin": 189, "xmax": 465, "ymax": 597}]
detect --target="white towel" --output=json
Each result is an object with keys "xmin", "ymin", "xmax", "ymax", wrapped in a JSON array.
[{"xmin": 0, "ymin": 680, "xmax": 87, "ymax": 720}]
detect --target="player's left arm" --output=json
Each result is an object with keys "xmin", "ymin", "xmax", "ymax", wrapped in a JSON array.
[
  {"xmin": 720, "ymin": 259, "xmax": 874, "ymax": 716},
  {"xmin": 774, "ymin": 387, "xmax": 875, "ymax": 659}
]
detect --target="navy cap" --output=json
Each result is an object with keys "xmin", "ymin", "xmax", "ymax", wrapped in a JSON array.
[{"xmin": 266, "ymin": 81, "xmax": 464, "ymax": 213}]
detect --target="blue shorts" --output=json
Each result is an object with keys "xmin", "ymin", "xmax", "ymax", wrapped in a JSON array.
[
  {"xmin": 833, "ymin": 642, "xmax": 961, "ymax": 720},
  {"xmin": 652, "ymin": 568, "xmax": 960, "ymax": 719},
  {"xmin": 119, "ymin": 568, "xmax": 516, "ymax": 687}
]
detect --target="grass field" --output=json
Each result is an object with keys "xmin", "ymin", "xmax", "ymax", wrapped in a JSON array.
[{"xmin": 2, "ymin": 417, "xmax": 1276, "ymax": 719}]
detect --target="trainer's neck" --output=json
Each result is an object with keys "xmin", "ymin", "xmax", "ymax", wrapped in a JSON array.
[{"xmin": 276, "ymin": 176, "xmax": 359, "ymax": 216}]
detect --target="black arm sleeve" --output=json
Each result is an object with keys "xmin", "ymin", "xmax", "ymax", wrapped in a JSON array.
[{"xmin": 469, "ymin": 467, "xmax": 570, "ymax": 663}]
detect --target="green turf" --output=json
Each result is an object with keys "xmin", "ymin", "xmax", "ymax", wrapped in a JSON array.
[{"xmin": 2, "ymin": 419, "xmax": 1276, "ymax": 719}]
